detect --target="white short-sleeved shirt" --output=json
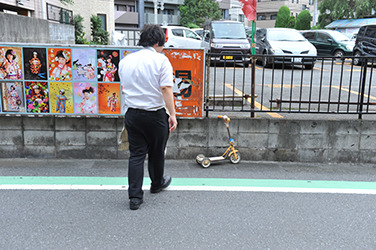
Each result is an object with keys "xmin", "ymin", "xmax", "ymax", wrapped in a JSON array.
[{"xmin": 119, "ymin": 47, "xmax": 174, "ymax": 111}]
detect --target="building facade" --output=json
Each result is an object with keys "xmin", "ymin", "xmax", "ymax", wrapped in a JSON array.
[
  {"xmin": 255, "ymin": 0, "xmax": 314, "ymax": 28},
  {"xmin": 114, "ymin": 0, "xmax": 231, "ymax": 32}
]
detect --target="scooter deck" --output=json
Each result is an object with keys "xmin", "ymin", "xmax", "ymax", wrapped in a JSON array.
[{"xmin": 208, "ymin": 156, "xmax": 226, "ymax": 162}]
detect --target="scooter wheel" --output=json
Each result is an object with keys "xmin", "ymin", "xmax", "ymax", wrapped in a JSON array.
[
  {"xmin": 230, "ymin": 152, "xmax": 241, "ymax": 164},
  {"xmin": 201, "ymin": 158, "xmax": 211, "ymax": 168},
  {"xmin": 196, "ymin": 154, "xmax": 205, "ymax": 164}
]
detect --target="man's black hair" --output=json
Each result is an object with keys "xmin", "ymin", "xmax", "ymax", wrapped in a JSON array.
[{"xmin": 138, "ymin": 24, "xmax": 165, "ymax": 47}]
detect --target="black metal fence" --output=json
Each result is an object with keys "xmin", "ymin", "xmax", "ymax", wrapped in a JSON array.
[{"xmin": 204, "ymin": 53, "xmax": 376, "ymax": 119}]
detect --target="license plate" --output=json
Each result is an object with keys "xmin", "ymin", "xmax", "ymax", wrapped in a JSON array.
[
  {"xmin": 223, "ymin": 56, "xmax": 233, "ymax": 60},
  {"xmin": 293, "ymin": 57, "xmax": 302, "ymax": 63}
]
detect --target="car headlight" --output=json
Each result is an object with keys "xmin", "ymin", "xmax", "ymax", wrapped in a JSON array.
[
  {"xmin": 346, "ymin": 45, "xmax": 354, "ymax": 51},
  {"xmin": 241, "ymin": 43, "xmax": 251, "ymax": 49},
  {"xmin": 211, "ymin": 43, "xmax": 223, "ymax": 48}
]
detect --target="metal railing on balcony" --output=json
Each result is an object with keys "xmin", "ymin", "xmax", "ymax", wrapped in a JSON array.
[{"xmin": 46, "ymin": 3, "xmax": 73, "ymax": 25}]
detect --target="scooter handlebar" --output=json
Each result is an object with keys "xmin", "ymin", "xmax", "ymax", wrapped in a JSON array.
[{"xmin": 217, "ymin": 115, "xmax": 231, "ymax": 123}]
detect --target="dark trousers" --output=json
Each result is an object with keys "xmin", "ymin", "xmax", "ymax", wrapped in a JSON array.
[{"xmin": 125, "ymin": 108, "xmax": 169, "ymax": 199}]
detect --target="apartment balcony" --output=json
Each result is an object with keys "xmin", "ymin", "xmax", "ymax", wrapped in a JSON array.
[
  {"xmin": 115, "ymin": 11, "xmax": 138, "ymax": 25},
  {"xmin": 257, "ymin": 1, "xmax": 286, "ymax": 13}
]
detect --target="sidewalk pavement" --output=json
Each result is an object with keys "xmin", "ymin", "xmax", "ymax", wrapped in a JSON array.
[{"xmin": 0, "ymin": 158, "xmax": 376, "ymax": 183}]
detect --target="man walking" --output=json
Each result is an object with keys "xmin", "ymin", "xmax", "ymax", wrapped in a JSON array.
[{"xmin": 119, "ymin": 24, "xmax": 178, "ymax": 210}]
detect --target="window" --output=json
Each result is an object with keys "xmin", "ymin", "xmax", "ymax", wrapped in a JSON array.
[
  {"xmin": 270, "ymin": 14, "xmax": 277, "ymax": 20},
  {"xmin": 239, "ymin": 14, "xmax": 244, "ymax": 22},
  {"xmin": 302, "ymin": 32, "xmax": 315, "ymax": 40},
  {"xmin": 297, "ymin": 0, "xmax": 299, "ymax": 3},
  {"xmin": 97, "ymin": 14, "xmax": 106, "ymax": 31},
  {"xmin": 116, "ymin": 4, "xmax": 127, "ymax": 11},
  {"xmin": 185, "ymin": 30, "xmax": 199, "ymax": 39},
  {"xmin": 317, "ymin": 32, "xmax": 330, "ymax": 42},
  {"xmin": 292, "ymin": 0, "xmax": 294, "ymax": 3},
  {"xmin": 172, "ymin": 29, "xmax": 184, "ymax": 37},
  {"xmin": 365, "ymin": 26, "xmax": 376, "ymax": 38},
  {"xmin": 257, "ymin": 15, "xmax": 266, "ymax": 20},
  {"xmin": 128, "ymin": 5, "xmax": 135, "ymax": 12}
]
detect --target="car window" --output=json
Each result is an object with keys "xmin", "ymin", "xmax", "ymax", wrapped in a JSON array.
[
  {"xmin": 317, "ymin": 32, "xmax": 330, "ymax": 42},
  {"xmin": 302, "ymin": 32, "xmax": 315, "ymax": 40},
  {"xmin": 358, "ymin": 26, "xmax": 366, "ymax": 36},
  {"xmin": 171, "ymin": 29, "xmax": 184, "ymax": 37},
  {"xmin": 365, "ymin": 26, "xmax": 376, "ymax": 38},
  {"xmin": 212, "ymin": 22, "xmax": 247, "ymax": 39},
  {"xmin": 256, "ymin": 29, "xmax": 265, "ymax": 39},
  {"xmin": 185, "ymin": 30, "xmax": 199, "ymax": 39}
]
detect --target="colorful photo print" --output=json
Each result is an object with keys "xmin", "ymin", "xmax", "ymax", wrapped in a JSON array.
[
  {"xmin": 25, "ymin": 81, "xmax": 49, "ymax": 113},
  {"xmin": 74, "ymin": 82, "xmax": 98, "ymax": 114},
  {"xmin": 23, "ymin": 47, "xmax": 47, "ymax": 80},
  {"xmin": 0, "ymin": 47, "xmax": 23, "ymax": 80},
  {"xmin": 50, "ymin": 82, "xmax": 73, "ymax": 114},
  {"xmin": 120, "ymin": 49, "xmax": 140, "ymax": 60},
  {"xmin": 48, "ymin": 48, "xmax": 72, "ymax": 81},
  {"xmin": 72, "ymin": 48, "xmax": 96, "ymax": 81},
  {"xmin": 97, "ymin": 50, "xmax": 119, "ymax": 82},
  {"xmin": 98, "ymin": 83, "xmax": 121, "ymax": 114},
  {"xmin": 1, "ymin": 81, "xmax": 25, "ymax": 112}
]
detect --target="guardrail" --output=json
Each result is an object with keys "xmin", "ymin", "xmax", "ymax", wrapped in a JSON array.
[{"xmin": 204, "ymin": 53, "xmax": 376, "ymax": 119}]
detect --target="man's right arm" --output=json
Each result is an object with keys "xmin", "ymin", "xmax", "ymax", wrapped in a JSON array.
[{"xmin": 161, "ymin": 86, "xmax": 178, "ymax": 132}]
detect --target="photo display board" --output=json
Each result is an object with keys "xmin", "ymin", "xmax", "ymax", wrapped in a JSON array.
[{"xmin": 0, "ymin": 45, "xmax": 204, "ymax": 118}]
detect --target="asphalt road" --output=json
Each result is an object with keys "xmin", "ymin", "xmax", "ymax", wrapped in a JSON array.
[{"xmin": 1, "ymin": 159, "xmax": 376, "ymax": 249}]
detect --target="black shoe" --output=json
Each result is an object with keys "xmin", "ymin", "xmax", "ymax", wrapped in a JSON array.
[
  {"xmin": 129, "ymin": 198, "xmax": 143, "ymax": 210},
  {"xmin": 150, "ymin": 176, "xmax": 172, "ymax": 193}
]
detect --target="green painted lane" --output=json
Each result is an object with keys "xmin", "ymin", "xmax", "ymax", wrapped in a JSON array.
[{"xmin": 1, "ymin": 176, "xmax": 376, "ymax": 190}]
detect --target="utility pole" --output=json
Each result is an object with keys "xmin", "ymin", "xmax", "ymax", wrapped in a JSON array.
[
  {"xmin": 313, "ymin": 0, "xmax": 317, "ymax": 26},
  {"xmin": 139, "ymin": 0, "xmax": 144, "ymax": 28},
  {"xmin": 153, "ymin": 0, "xmax": 165, "ymax": 25}
]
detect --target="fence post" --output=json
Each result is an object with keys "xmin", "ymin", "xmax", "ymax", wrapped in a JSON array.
[
  {"xmin": 358, "ymin": 58, "xmax": 368, "ymax": 119},
  {"xmin": 205, "ymin": 54, "xmax": 210, "ymax": 117},
  {"xmin": 250, "ymin": 56, "xmax": 256, "ymax": 118}
]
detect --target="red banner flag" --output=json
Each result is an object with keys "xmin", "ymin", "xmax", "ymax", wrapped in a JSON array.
[{"xmin": 239, "ymin": 0, "xmax": 257, "ymax": 21}]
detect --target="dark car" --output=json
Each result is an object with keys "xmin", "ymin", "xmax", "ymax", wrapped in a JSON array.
[
  {"xmin": 301, "ymin": 30, "xmax": 354, "ymax": 57},
  {"xmin": 202, "ymin": 20, "xmax": 251, "ymax": 66},
  {"xmin": 353, "ymin": 24, "xmax": 376, "ymax": 65}
]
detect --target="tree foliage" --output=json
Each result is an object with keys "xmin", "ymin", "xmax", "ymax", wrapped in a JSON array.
[
  {"xmin": 73, "ymin": 15, "xmax": 88, "ymax": 44},
  {"xmin": 287, "ymin": 16, "xmax": 296, "ymax": 28},
  {"xmin": 275, "ymin": 6, "xmax": 291, "ymax": 28},
  {"xmin": 295, "ymin": 10, "xmax": 312, "ymax": 30},
  {"xmin": 179, "ymin": 0, "xmax": 222, "ymax": 27},
  {"xmin": 318, "ymin": 0, "xmax": 376, "ymax": 28},
  {"xmin": 90, "ymin": 15, "xmax": 109, "ymax": 45}
]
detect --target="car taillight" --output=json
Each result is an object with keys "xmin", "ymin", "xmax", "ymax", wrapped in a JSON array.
[{"xmin": 165, "ymin": 29, "xmax": 169, "ymax": 43}]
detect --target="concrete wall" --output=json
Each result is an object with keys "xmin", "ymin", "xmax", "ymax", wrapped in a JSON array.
[
  {"xmin": 0, "ymin": 12, "xmax": 74, "ymax": 44},
  {"xmin": 1, "ymin": 115, "xmax": 376, "ymax": 163}
]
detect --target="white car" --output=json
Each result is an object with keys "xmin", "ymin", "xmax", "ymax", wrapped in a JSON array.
[
  {"xmin": 161, "ymin": 26, "xmax": 202, "ymax": 49},
  {"xmin": 256, "ymin": 28, "xmax": 317, "ymax": 69}
]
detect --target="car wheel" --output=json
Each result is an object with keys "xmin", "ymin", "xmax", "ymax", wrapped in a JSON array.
[
  {"xmin": 353, "ymin": 51, "xmax": 362, "ymax": 66},
  {"xmin": 333, "ymin": 50, "xmax": 345, "ymax": 60},
  {"xmin": 305, "ymin": 63, "xmax": 314, "ymax": 70}
]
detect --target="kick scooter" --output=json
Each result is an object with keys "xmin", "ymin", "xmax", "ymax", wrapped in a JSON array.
[{"xmin": 196, "ymin": 115, "xmax": 241, "ymax": 168}]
